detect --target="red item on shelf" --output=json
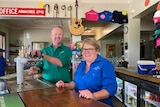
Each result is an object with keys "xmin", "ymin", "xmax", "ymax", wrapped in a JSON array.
[{"xmin": 85, "ymin": 9, "xmax": 98, "ymax": 21}]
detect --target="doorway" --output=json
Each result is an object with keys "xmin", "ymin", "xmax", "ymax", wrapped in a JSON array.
[{"xmin": 0, "ymin": 31, "xmax": 6, "ymax": 58}]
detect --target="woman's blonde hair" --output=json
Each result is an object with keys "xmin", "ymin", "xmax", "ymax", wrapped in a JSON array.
[{"xmin": 82, "ymin": 38, "xmax": 100, "ymax": 52}]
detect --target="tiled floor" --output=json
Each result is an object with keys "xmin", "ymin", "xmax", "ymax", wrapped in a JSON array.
[{"xmin": 113, "ymin": 97, "xmax": 125, "ymax": 107}]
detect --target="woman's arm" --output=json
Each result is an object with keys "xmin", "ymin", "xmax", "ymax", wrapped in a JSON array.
[{"xmin": 92, "ymin": 89, "xmax": 110, "ymax": 100}]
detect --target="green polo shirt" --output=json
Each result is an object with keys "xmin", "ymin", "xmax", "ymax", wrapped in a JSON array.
[{"xmin": 36, "ymin": 43, "xmax": 72, "ymax": 83}]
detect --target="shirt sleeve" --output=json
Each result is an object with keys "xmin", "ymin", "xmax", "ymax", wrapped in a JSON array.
[
  {"xmin": 58, "ymin": 47, "xmax": 72, "ymax": 67},
  {"xmin": 101, "ymin": 61, "xmax": 117, "ymax": 97},
  {"xmin": 35, "ymin": 49, "xmax": 44, "ymax": 71},
  {"xmin": 36, "ymin": 58, "xmax": 43, "ymax": 71}
]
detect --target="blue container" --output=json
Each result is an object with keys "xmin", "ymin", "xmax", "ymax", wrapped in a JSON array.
[{"xmin": 137, "ymin": 60, "xmax": 156, "ymax": 75}]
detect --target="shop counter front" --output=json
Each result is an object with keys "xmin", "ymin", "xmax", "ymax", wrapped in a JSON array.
[
  {"xmin": 115, "ymin": 67, "xmax": 160, "ymax": 84},
  {"xmin": 18, "ymin": 86, "xmax": 110, "ymax": 107},
  {"xmin": 115, "ymin": 67, "xmax": 160, "ymax": 107}
]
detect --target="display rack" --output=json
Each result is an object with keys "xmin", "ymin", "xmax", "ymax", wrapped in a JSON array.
[
  {"xmin": 115, "ymin": 77, "xmax": 123, "ymax": 102},
  {"xmin": 9, "ymin": 43, "xmax": 23, "ymax": 55},
  {"xmin": 124, "ymin": 81, "xmax": 137, "ymax": 107},
  {"xmin": 9, "ymin": 43, "xmax": 23, "ymax": 69},
  {"xmin": 143, "ymin": 91, "xmax": 160, "ymax": 107}
]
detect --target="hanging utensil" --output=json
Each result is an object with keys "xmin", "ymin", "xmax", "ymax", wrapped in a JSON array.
[
  {"xmin": 43, "ymin": 4, "xmax": 50, "ymax": 14},
  {"xmin": 61, "ymin": 4, "xmax": 66, "ymax": 17},
  {"xmin": 54, "ymin": 3, "xmax": 59, "ymax": 17}
]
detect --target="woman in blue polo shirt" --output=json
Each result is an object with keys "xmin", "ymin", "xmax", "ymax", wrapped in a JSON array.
[
  {"xmin": 56, "ymin": 38, "xmax": 117, "ymax": 107},
  {"xmin": 0, "ymin": 48, "xmax": 6, "ymax": 76}
]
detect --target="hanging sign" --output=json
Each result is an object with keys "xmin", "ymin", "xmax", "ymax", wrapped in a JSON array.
[{"xmin": 0, "ymin": 7, "xmax": 45, "ymax": 16}]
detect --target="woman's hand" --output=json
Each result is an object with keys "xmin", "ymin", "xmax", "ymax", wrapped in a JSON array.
[
  {"xmin": 79, "ymin": 90, "xmax": 95, "ymax": 100},
  {"xmin": 55, "ymin": 80, "xmax": 65, "ymax": 88}
]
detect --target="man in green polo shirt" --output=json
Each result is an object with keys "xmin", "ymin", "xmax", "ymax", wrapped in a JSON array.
[{"xmin": 29, "ymin": 26, "xmax": 72, "ymax": 83}]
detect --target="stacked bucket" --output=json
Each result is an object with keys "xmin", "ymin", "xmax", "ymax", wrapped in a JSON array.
[
  {"xmin": 152, "ymin": 3, "xmax": 160, "ymax": 75},
  {"xmin": 153, "ymin": 2, "xmax": 160, "ymax": 51},
  {"xmin": 153, "ymin": 10, "xmax": 160, "ymax": 50}
]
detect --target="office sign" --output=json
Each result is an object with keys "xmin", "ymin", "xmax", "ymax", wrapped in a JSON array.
[{"xmin": 0, "ymin": 7, "xmax": 45, "ymax": 16}]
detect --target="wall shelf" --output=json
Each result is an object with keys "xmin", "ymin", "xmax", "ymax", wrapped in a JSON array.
[
  {"xmin": 9, "ymin": 43, "xmax": 23, "ymax": 47},
  {"xmin": 9, "ymin": 43, "xmax": 23, "ymax": 63}
]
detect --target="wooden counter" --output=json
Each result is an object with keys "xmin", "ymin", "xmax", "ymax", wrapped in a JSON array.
[
  {"xmin": 115, "ymin": 68, "xmax": 160, "ymax": 84},
  {"xmin": 0, "ymin": 72, "xmax": 110, "ymax": 107},
  {"xmin": 18, "ymin": 87, "xmax": 111, "ymax": 107}
]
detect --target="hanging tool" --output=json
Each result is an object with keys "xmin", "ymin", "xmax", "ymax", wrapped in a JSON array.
[
  {"xmin": 43, "ymin": 4, "xmax": 50, "ymax": 13},
  {"xmin": 54, "ymin": 3, "xmax": 59, "ymax": 17},
  {"xmin": 61, "ymin": 4, "xmax": 66, "ymax": 17}
]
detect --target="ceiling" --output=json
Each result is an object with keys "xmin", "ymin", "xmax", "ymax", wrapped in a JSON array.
[
  {"xmin": 0, "ymin": 17, "xmax": 109, "ymax": 30},
  {"xmin": 0, "ymin": 13, "xmax": 153, "ymax": 29},
  {"xmin": 0, "ymin": 17, "xmax": 70, "ymax": 30},
  {"xmin": 0, "ymin": 17, "xmax": 112, "ymax": 38}
]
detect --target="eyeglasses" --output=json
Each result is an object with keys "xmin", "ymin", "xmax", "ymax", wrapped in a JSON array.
[{"xmin": 81, "ymin": 48, "xmax": 96, "ymax": 52}]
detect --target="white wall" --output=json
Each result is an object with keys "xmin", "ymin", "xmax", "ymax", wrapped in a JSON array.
[
  {"xmin": 0, "ymin": 0, "xmax": 129, "ymax": 19},
  {"xmin": 100, "ymin": 31, "xmax": 154, "ymax": 60},
  {"xmin": 9, "ymin": 28, "xmax": 71, "ymax": 47},
  {"xmin": 129, "ymin": 0, "xmax": 159, "ymax": 18},
  {"xmin": 10, "ymin": 29, "xmax": 24, "ymax": 44},
  {"xmin": 100, "ymin": 33, "xmax": 123, "ymax": 58}
]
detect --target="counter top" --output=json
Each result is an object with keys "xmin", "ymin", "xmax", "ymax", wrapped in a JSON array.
[
  {"xmin": 19, "ymin": 87, "xmax": 110, "ymax": 107},
  {"xmin": 115, "ymin": 67, "xmax": 160, "ymax": 84},
  {"xmin": 0, "ymin": 72, "xmax": 111, "ymax": 107}
]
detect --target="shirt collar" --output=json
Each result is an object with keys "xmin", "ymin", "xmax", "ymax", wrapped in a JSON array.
[
  {"xmin": 50, "ymin": 43, "xmax": 64, "ymax": 49},
  {"xmin": 94, "ymin": 54, "xmax": 102, "ymax": 62},
  {"xmin": 82, "ymin": 54, "xmax": 102, "ymax": 64}
]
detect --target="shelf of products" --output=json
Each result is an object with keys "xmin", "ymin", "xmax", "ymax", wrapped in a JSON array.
[
  {"xmin": 9, "ymin": 43, "xmax": 23, "ymax": 55},
  {"xmin": 124, "ymin": 81, "xmax": 137, "ymax": 107},
  {"xmin": 70, "ymin": 41, "xmax": 82, "ymax": 78},
  {"xmin": 140, "ymin": 80, "xmax": 160, "ymax": 107},
  {"xmin": 144, "ymin": 97, "xmax": 160, "ymax": 107},
  {"xmin": 115, "ymin": 77, "xmax": 123, "ymax": 102},
  {"xmin": 9, "ymin": 43, "xmax": 23, "ymax": 64},
  {"xmin": 6, "ymin": 64, "xmax": 16, "ymax": 74}
]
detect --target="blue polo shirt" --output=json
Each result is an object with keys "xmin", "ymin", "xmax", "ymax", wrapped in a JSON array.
[
  {"xmin": 0, "ymin": 56, "xmax": 6, "ymax": 76},
  {"xmin": 74, "ymin": 55, "xmax": 117, "ymax": 107}
]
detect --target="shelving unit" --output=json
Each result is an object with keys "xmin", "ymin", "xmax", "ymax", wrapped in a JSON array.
[
  {"xmin": 9, "ymin": 43, "xmax": 23, "ymax": 55},
  {"xmin": 124, "ymin": 81, "xmax": 137, "ymax": 107},
  {"xmin": 141, "ymin": 82, "xmax": 160, "ymax": 107},
  {"xmin": 144, "ymin": 97, "xmax": 160, "ymax": 107},
  {"xmin": 9, "ymin": 43, "xmax": 23, "ymax": 64},
  {"xmin": 115, "ymin": 77, "xmax": 123, "ymax": 102},
  {"xmin": 7, "ymin": 43, "xmax": 23, "ymax": 73}
]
